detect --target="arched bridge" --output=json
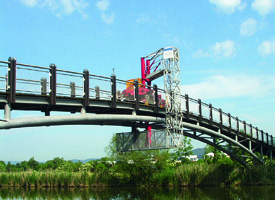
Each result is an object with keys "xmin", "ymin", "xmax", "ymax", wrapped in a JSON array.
[{"xmin": 0, "ymin": 57, "xmax": 274, "ymax": 166}]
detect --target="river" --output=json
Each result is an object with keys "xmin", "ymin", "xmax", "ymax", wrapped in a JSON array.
[{"xmin": 0, "ymin": 186, "xmax": 274, "ymax": 199}]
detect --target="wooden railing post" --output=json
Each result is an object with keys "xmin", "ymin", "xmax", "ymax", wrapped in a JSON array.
[
  {"xmin": 250, "ymin": 124, "xmax": 253, "ymax": 140},
  {"xmin": 261, "ymin": 130, "xmax": 264, "ymax": 143},
  {"xmin": 134, "ymin": 79, "xmax": 139, "ymax": 111},
  {"xmin": 111, "ymin": 75, "xmax": 116, "ymax": 108},
  {"xmin": 49, "ymin": 64, "xmax": 56, "ymax": 105},
  {"xmin": 228, "ymin": 113, "xmax": 231, "ymax": 132},
  {"xmin": 209, "ymin": 104, "xmax": 213, "ymax": 125},
  {"xmin": 153, "ymin": 84, "xmax": 158, "ymax": 113},
  {"xmin": 7, "ymin": 57, "xmax": 16, "ymax": 103},
  {"xmin": 83, "ymin": 69, "xmax": 89, "ymax": 107},
  {"xmin": 185, "ymin": 94, "xmax": 189, "ymax": 119},
  {"xmin": 235, "ymin": 117, "xmax": 239, "ymax": 142},
  {"xmin": 243, "ymin": 121, "xmax": 247, "ymax": 137},
  {"xmin": 198, "ymin": 98, "xmax": 202, "ymax": 123},
  {"xmin": 219, "ymin": 108, "xmax": 223, "ymax": 130}
]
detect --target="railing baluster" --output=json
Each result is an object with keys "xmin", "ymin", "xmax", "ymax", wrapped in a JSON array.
[
  {"xmin": 70, "ymin": 81, "xmax": 75, "ymax": 97},
  {"xmin": 95, "ymin": 86, "xmax": 100, "ymax": 99},
  {"xmin": 41, "ymin": 78, "xmax": 47, "ymax": 95}
]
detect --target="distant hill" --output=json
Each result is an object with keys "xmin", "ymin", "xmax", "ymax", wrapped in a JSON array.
[
  {"xmin": 70, "ymin": 158, "xmax": 98, "ymax": 163},
  {"xmin": 4, "ymin": 158, "xmax": 99, "ymax": 165}
]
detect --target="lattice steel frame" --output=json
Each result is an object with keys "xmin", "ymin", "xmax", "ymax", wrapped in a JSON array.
[{"xmin": 144, "ymin": 47, "xmax": 184, "ymax": 147}]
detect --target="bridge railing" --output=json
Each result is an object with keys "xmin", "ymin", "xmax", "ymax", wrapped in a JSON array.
[
  {"xmin": 0, "ymin": 58, "xmax": 273, "ymax": 147},
  {"xmin": 56, "ymin": 68, "xmax": 83, "ymax": 98},
  {"xmin": 0, "ymin": 61, "xmax": 9, "ymax": 92},
  {"xmin": 16, "ymin": 62, "xmax": 49, "ymax": 95},
  {"xmin": 89, "ymin": 74, "xmax": 112, "ymax": 101},
  {"xmin": 181, "ymin": 94, "xmax": 274, "ymax": 147}
]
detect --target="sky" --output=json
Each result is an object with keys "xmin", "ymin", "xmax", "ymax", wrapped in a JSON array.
[{"xmin": 0, "ymin": 0, "xmax": 274, "ymax": 162}]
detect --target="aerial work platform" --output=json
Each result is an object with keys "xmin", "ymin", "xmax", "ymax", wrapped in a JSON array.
[{"xmin": 116, "ymin": 46, "xmax": 184, "ymax": 151}]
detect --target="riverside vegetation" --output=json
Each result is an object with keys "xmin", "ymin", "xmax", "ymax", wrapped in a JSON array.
[{"xmin": 0, "ymin": 136, "xmax": 274, "ymax": 188}]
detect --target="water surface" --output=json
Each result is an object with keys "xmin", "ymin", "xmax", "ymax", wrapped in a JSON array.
[{"xmin": 0, "ymin": 186, "xmax": 274, "ymax": 200}]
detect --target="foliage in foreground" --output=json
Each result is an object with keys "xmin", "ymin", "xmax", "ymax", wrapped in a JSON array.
[
  {"xmin": 0, "ymin": 134, "xmax": 274, "ymax": 187},
  {"xmin": 0, "ymin": 160, "xmax": 274, "ymax": 187}
]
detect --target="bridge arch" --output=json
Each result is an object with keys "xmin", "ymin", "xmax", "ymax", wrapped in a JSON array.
[{"xmin": 0, "ymin": 113, "xmax": 265, "ymax": 166}]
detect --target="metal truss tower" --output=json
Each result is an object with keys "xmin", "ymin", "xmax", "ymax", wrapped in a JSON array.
[{"xmin": 144, "ymin": 46, "xmax": 184, "ymax": 148}]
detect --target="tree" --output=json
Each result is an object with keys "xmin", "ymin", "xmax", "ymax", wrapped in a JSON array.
[
  {"xmin": 0, "ymin": 161, "xmax": 6, "ymax": 172},
  {"xmin": 28, "ymin": 157, "xmax": 39, "ymax": 171},
  {"xmin": 19, "ymin": 161, "xmax": 30, "ymax": 171},
  {"xmin": 6, "ymin": 161, "xmax": 12, "ymax": 172},
  {"xmin": 105, "ymin": 133, "xmax": 119, "ymax": 160},
  {"xmin": 172, "ymin": 136, "xmax": 193, "ymax": 160},
  {"xmin": 46, "ymin": 157, "xmax": 65, "ymax": 169}
]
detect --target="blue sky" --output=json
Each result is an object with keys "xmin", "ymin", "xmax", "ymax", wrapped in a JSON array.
[{"xmin": 0, "ymin": 0, "xmax": 274, "ymax": 162}]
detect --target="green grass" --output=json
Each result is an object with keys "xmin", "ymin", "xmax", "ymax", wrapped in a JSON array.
[{"xmin": 0, "ymin": 163, "xmax": 274, "ymax": 188}]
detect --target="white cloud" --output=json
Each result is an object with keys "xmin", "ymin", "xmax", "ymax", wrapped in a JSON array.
[
  {"xmin": 101, "ymin": 13, "xmax": 115, "ymax": 24},
  {"xmin": 240, "ymin": 18, "xmax": 258, "ymax": 36},
  {"xmin": 183, "ymin": 75, "xmax": 275, "ymax": 100},
  {"xmin": 95, "ymin": 0, "xmax": 114, "ymax": 24},
  {"xmin": 211, "ymin": 40, "xmax": 236, "ymax": 58},
  {"xmin": 252, "ymin": 0, "xmax": 275, "ymax": 16},
  {"xmin": 20, "ymin": 0, "xmax": 37, "ymax": 7},
  {"xmin": 209, "ymin": 0, "xmax": 245, "ymax": 13},
  {"xmin": 258, "ymin": 40, "xmax": 275, "ymax": 56},
  {"xmin": 193, "ymin": 40, "xmax": 236, "ymax": 59},
  {"xmin": 96, "ymin": 0, "xmax": 110, "ymax": 12},
  {"xmin": 19, "ymin": 0, "xmax": 88, "ymax": 19}
]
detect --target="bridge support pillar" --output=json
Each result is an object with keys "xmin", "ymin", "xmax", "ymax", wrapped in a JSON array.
[{"xmin": 4, "ymin": 103, "xmax": 11, "ymax": 120}]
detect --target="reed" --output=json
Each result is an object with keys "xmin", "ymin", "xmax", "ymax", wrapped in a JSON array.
[{"xmin": 0, "ymin": 163, "xmax": 273, "ymax": 187}]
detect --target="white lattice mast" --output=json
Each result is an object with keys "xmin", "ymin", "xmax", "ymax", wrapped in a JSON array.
[{"xmin": 143, "ymin": 46, "xmax": 184, "ymax": 147}]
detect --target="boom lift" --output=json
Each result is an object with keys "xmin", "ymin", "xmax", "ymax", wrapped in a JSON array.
[{"xmin": 117, "ymin": 46, "xmax": 184, "ymax": 151}]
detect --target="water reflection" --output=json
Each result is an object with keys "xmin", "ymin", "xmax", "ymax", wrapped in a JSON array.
[{"xmin": 0, "ymin": 186, "xmax": 274, "ymax": 200}]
